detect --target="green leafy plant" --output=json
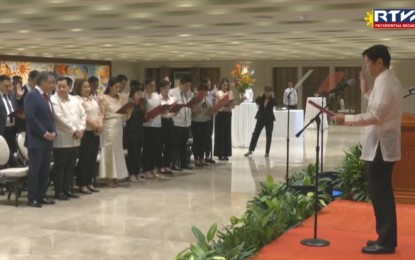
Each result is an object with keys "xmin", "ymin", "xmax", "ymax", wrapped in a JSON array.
[
  {"xmin": 176, "ymin": 175, "xmax": 332, "ymax": 260},
  {"xmin": 333, "ymin": 144, "xmax": 369, "ymax": 202}
]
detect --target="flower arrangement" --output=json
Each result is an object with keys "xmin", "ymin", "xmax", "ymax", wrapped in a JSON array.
[{"xmin": 231, "ymin": 64, "xmax": 256, "ymax": 92}]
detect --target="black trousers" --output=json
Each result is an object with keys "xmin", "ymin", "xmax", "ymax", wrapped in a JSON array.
[
  {"xmin": 4, "ymin": 126, "xmax": 17, "ymax": 166},
  {"xmin": 214, "ymin": 112, "xmax": 232, "ymax": 157},
  {"xmin": 160, "ymin": 118, "xmax": 174, "ymax": 168},
  {"xmin": 27, "ymin": 146, "xmax": 52, "ymax": 203},
  {"xmin": 142, "ymin": 127, "xmax": 161, "ymax": 172},
  {"xmin": 173, "ymin": 126, "xmax": 190, "ymax": 167},
  {"xmin": 204, "ymin": 118, "xmax": 214, "ymax": 159},
  {"xmin": 248, "ymin": 119, "xmax": 274, "ymax": 154},
  {"xmin": 52, "ymin": 147, "xmax": 79, "ymax": 195},
  {"xmin": 126, "ymin": 134, "xmax": 143, "ymax": 175},
  {"xmin": 366, "ymin": 146, "xmax": 397, "ymax": 248},
  {"xmin": 191, "ymin": 121, "xmax": 209, "ymax": 160},
  {"xmin": 287, "ymin": 105, "xmax": 297, "ymax": 109},
  {"xmin": 77, "ymin": 131, "xmax": 100, "ymax": 186}
]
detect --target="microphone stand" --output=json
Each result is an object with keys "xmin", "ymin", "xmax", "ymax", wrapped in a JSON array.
[
  {"xmin": 319, "ymin": 95, "xmax": 326, "ymax": 175},
  {"xmin": 296, "ymin": 110, "xmax": 330, "ymax": 247},
  {"xmin": 285, "ymin": 92, "xmax": 291, "ymax": 187}
]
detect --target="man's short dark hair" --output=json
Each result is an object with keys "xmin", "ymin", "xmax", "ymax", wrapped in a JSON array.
[
  {"xmin": 362, "ymin": 44, "xmax": 391, "ymax": 68},
  {"xmin": 0, "ymin": 74, "xmax": 11, "ymax": 83},
  {"xmin": 28, "ymin": 70, "xmax": 39, "ymax": 80},
  {"xmin": 88, "ymin": 76, "xmax": 99, "ymax": 84},
  {"xmin": 180, "ymin": 74, "xmax": 193, "ymax": 84},
  {"xmin": 159, "ymin": 80, "xmax": 170, "ymax": 89},
  {"xmin": 12, "ymin": 75, "xmax": 22, "ymax": 82},
  {"xmin": 36, "ymin": 72, "xmax": 51, "ymax": 86},
  {"xmin": 116, "ymin": 74, "xmax": 128, "ymax": 82}
]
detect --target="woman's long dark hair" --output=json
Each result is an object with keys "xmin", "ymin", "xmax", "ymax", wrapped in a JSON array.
[
  {"xmin": 104, "ymin": 77, "xmax": 120, "ymax": 94},
  {"xmin": 218, "ymin": 77, "xmax": 230, "ymax": 92}
]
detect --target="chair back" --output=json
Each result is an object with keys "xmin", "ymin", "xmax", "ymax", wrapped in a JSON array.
[
  {"xmin": 16, "ymin": 132, "xmax": 29, "ymax": 162},
  {"xmin": 0, "ymin": 136, "xmax": 10, "ymax": 165}
]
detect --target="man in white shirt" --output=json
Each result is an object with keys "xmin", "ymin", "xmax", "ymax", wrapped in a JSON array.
[
  {"xmin": 334, "ymin": 44, "xmax": 402, "ymax": 255},
  {"xmin": 169, "ymin": 75, "xmax": 194, "ymax": 170},
  {"xmin": 51, "ymin": 77, "xmax": 86, "ymax": 200},
  {"xmin": 283, "ymin": 82, "xmax": 297, "ymax": 109}
]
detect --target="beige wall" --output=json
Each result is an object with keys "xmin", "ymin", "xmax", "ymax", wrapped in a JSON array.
[{"xmin": 112, "ymin": 59, "xmax": 415, "ymax": 113}]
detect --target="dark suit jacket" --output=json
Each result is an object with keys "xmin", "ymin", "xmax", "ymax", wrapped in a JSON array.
[
  {"xmin": 255, "ymin": 95, "xmax": 276, "ymax": 122},
  {"xmin": 24, "ymin": 88, "xmax": 55, "ymax": 149},
  {"xmin": 0, "ymin": 93, "xmax": 18, "ymax": 136}
]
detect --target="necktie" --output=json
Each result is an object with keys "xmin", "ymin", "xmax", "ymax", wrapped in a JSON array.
[
  {"xmin": 3, "ymin": 94, "xmax": 14, "ymax": 123},
  {"xmin": 43, "ymin": 93, "xmax": 51, "ymax": 112}
]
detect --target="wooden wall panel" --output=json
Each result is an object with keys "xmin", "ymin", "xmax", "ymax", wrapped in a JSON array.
[
  {"xmin": 273, "ymin": 67, "xmax": 298, "ymax": 107},
  {"xmin": 334, "ymin": 67, "xmax": 362, "ymax": 113}
]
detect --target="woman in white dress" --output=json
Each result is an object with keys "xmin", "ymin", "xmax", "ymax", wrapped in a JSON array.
[{"xmin": 99, "ymin": 77, "xmax": 130, "ymax": 187}]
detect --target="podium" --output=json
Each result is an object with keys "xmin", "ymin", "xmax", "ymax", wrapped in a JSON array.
[{"xmin": 393, "ymin": 113, "xmax": 415, "ymax": 204}]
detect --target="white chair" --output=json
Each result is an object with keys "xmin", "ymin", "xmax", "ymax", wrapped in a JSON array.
[
  {"xmin": 0, "ymin": 135, "xmax": 28, "ymax": 207},
  {"xmin": 16, "ymin": 132, "xmax": 29, "ymax": 165}
]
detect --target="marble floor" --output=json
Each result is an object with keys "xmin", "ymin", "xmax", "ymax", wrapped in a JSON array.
[{"xmin": 0, "ymin": 125, "xmax": 364, "ymax": 260}]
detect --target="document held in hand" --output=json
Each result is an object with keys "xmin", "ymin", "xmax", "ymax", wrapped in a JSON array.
[
  {"xmin": 116, "ymin": 102, "xmax": 135, "ymax": 114},
  {"xmin": 307, "ymin": 99, "xmax": 335, "ymax": 117},
  {"xmin": 169, "ymin": 91, "xmax": 205, "ymax": 113},
  {"xmin": 214, "ymin": 93, "xmax": 230, "ymax": 110}
]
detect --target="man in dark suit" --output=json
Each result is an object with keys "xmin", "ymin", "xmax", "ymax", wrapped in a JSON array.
[
  {"xmin": 15, "ymin": 70, "xmax": 39, "ymax": 132},
  {"xmin": 244, "ymin": 86, "xmax": 276, "ymax": 158},
  {"xmin": 24, "ymin": 72, "xmax": 56, "ymax": 208},
  {"xmin": 0, "ymin": 75, "xmax": 19, "ymax": 166}
]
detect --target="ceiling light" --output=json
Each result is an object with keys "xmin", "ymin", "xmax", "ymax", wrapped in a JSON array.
[
  {"xmin": 95, "ymin": 5, "xmax": 115, "ymax": 11},
  {"xmin": 59, "ymin": 15, "xmax": 85, "ymax": 21},
  {"xmin": 231, "ymin": 41, "xmax": 240, "ymax": 45},
  {"xmin": 179, "ymin": 34, "xmax": 191, "ymax": 37},
  {"xmin": 175, "ymin": 1, "xmax": 195, "ymax": 8},
  {"xmin": 70, "ymin": 28, "xmax": 83, "ymax": 32},
  {"xmin": 208, "ymin": 9, "xmax": 226, "ymax": 15},
  {"xmin": 18, "ymin": 30, "xmax": 29, "ymax": 33},
  {"xmin": 18, "ymin": 48, "xmax": 25, "ymax": 51}
]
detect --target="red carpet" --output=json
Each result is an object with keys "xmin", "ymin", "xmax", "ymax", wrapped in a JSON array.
[{"xmin": 254, "ymin": 200, "xmax": 415, "ymax": 260}]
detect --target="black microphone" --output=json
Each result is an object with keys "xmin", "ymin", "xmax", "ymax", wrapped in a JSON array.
[
  {"xmin": 328, "ymin": 78, "xmax": 356, "ymax": 94},
  {"xmin": 408, "ymin": 86, "xmax": 415, "ymax": 94}
]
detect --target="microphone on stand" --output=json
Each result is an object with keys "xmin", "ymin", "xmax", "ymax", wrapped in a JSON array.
[
  {"xmin": 408, "ymin": 86, "xmax": 415, "ymax": 94},
  {"xmin": 327, "ymin": 79, "xmax": 356, "ymax": 94}
]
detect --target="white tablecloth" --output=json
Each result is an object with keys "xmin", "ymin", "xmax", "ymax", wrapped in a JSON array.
[
  {"xmin": 272, "ymin": 110, "xmax": 304, "ymax": 138},
  {"xmin": 304, "ymin": 97, "xmax": 329, "ymax": 129},
  {"xmin": 231, "ymin": 103, "xmax": 257, "ymax": 148}
]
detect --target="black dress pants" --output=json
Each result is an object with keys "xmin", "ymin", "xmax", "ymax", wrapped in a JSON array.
[
  {"xmin": 204, "ymin": 118, "xmax": 214, "ymax": 159},
  {"xmin": 173, "ymin": 126, "xmax": 190, "ymax": 167},
  {"xmin": 248, "ymin": 119, "xmax": 274, "ymax": 155},
  {"xmin": 191, "ymin": 121, "xmax": 209, "ymax": 160},
  {"xmin": 366, "ymin": 146, "xmax": 397, "ymax": 248},
  {"xmin": 4, "ymin": 126, "xmax": 17, "ymax": 166},
  {"xmin": 142, "ymin": 127, "xmax": 161, "ymax": 172},
  {"xmin": 160, "ymin": 118, "xmax": 174, "ymax": 168},
  {"xmin": 52, "ymin": 147, "xmax": 79, "ymax": 195},
  {"xmin": 126, "ymin": 134, "xmax": 143, "ymax": 175},
  {"xmin": 77, "ymin": 131, "xmax": 100, "ymax": 186}
]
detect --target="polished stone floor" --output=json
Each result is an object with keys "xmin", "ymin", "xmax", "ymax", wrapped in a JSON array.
[{"xmin": 0, "ymin": 125, "xmax": 364, "ymax": 259}]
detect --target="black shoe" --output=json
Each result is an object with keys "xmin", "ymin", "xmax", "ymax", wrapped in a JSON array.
[
  {"xmin": 172, "ymin": 166, "xmax": 183, "ymax": 171},
  {"xmin": 206, "ymin": 158, "xmax": 216, "ymax": 164},
  {"xmin": 55, "ymin": 193, "xmax": 70, "ymax": 201},
  {"xmin": 40, "ymin": 198, "xmax": 55, "ymax": 205},
  {"xmin": 361, "ymin": 244, "xmax": 395, "ymax": 254},
  {"xmin": 367, "ymin": 240, "xmax": 377, "ymax": 246},
  {"xmin": 65, "ymin": 192, "xmax": 80, "ymax": 199},
  {"xmin": 79, "ymin": 188, "xmax": 92, "ymax": 194},
  {"xmin": 223, "ymin": 157, "xmax": 229, "ymax": 161},
  {"xmin": 218, "ymin": 157, "xmax": 225, "ymax": 161},
  {"xmin": 265, "ymin": 154, "xmax": 269, "ymax": 157},
  {"xmin": 181, "ymin": 164, "xmax": 194, "ymax": 170},
  {"xmin": 29, "ymin": 200, "xmax": 42, "ymax": 208},
  {"xmin": 244, "ymin": 151, "xmax": 253, "ymax": 157}
]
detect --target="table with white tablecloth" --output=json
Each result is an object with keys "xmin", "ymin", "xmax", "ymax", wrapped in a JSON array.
[
  {"xmin": 272, "ymin": 109, "xmax": 304, "ymax": 138},
  {"xmin": 231, "ymin": 103, "xmax": 257, "ymax": 148},
  {"xmin": 304, "ymin": 97, "xmax": 329, "ymax": 129},
  {"xmin": 231, "ymin": 102, "xmax": 305, "ymax": 147}
]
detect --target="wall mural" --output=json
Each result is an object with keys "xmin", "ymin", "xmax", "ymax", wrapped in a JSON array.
[{"xmin": 0, "ymin": 60, "xmax": 110, "ymax": 89}]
